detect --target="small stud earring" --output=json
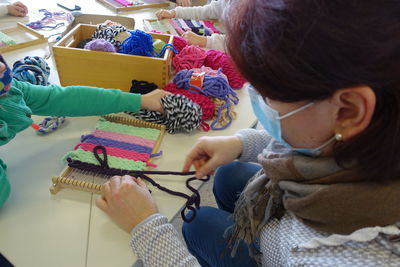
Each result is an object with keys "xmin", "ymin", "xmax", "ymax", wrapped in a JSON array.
[{"xmin": 335, "ymin": 133, "xmax": 343, "ymax": 141}]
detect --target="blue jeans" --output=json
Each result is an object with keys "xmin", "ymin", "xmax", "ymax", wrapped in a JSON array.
[{"xmin": 182, "ymin": 161, "xmax": 262, "ymax": 267}]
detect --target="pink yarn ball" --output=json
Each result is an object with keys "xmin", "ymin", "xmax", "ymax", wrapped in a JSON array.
[
  {"xmin": 84, "ymin": 39, "xmax": 117, "ymax": 52},
  {"xmin": 172, "ymin": 45, "xmax": 207, "ymax": 72},
  {"xmin": 204, "ymin": 50, "xmax": 246, "ymax": 89},
  {"xmin": 172, "ymin": 36, "xmax": 188, "ymax": 52}
]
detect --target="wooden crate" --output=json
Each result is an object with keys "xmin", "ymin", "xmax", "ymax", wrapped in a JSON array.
[{"xmin": 53, "ymin": 23, "xmax": 173, "ymax": 92}]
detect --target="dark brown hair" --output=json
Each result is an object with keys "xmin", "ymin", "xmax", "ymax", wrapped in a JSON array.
[{"xmin": 225, "ymin": 0, "xmax": 400, "ymax": 180}]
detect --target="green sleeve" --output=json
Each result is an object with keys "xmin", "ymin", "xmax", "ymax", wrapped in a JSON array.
[
  {"xmin": 13, "ymin": 80, "xmax": 142, "ymax": 117},
  {"xmin": 0, "ymin": 159, "xmax": 10, "ymax": 208}
]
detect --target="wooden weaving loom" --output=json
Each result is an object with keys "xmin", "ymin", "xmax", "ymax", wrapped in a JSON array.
[{"xmin": 50, "ymin": 114, "xmax": 166, "ymax": 194}]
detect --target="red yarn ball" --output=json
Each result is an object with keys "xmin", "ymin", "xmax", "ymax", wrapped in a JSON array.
[
  {"xmin": 204, "ymin": 50, "xmax": 246, "ymax": 89},
  {"xmin": 172, "ymin": 45, "xmax": 207, "ymax": 72},
  {"xmin": 164, "ymin": 83, "xmax": 215, "ymax": 121}
]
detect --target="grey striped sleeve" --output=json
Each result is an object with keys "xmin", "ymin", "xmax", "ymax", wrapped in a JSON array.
[{"xmin": 130, "ymin": 214, "xmax": 200, "ymax": 267}]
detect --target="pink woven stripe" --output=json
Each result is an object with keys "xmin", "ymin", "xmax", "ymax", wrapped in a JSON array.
[
  {"xmin": 78, "ymin": 143, "xmax": 151, "ymax": 162},
  {"xmin": 92, "ymin": 130, "xmax": 155, "ymax": 148},
  {"xmin": 203, "ymin": 20, "xmax": 220, "ymax": 34},
  {"xmin": 113, "ymin": 0, "xmax": 132, "ymax": 6},
  {"xmin": 169, "ymin": 19, "xmax": 185, "ymax": 35}
]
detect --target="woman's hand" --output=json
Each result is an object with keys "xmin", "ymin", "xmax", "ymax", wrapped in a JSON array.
[
  {"xmin": 7, "ymin": 2, "xmax": 28, "ymax": 17},
  {"xmin": 96, "ymin": 175, "xmax": 158, "ymax": 233},
  {"xmin": 182, "ymin": 31, "xmax": 207, "ymax": 47},
  {"xmin": 155, "ymin": 9, "xmax": 176, "ymax": 20},
  {"xmin": 140, "ymin": 89, "xmax": 170, "ymax": 113},
  {"xmin": 182, "ymin": 136, "xmax": 243, "ymax": 179}
]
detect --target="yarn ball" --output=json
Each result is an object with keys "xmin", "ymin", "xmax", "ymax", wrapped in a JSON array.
[
  {"xmin": 130, "ymin": 80, "xmax": 158, "ymax": 95},
  {"xmin": 204, "ymin": 50, "xmax": 246, "ymax": 89},
  {"xmin": 172, "ymin": 35, "xmax": 188, "ymax": 52},
  {"xmin": 164, "ymin": 83, "xmax": 215, "ymax": 121},
  {"xmin": 172, "ymin": 45, "xmax": 206, "ymax": 72},
  {"xmin": 119, "ymin": 30, "xmax": 154, "ymax": 57},
  {"xmin": 76, "ymin": 38, "xmax": 93, "ymax": 49},
  {"xmin": 127, "ymin": 94, "xmax": 202, "ymax": 133},
  {"xmin": 12, "ymin": 56, "xmax": 50, "ymax": 85},
  {"xmin": 84, "ymin": 39, "xmax": 117, "ymax": 52},
  {"xmin": 153, "ymin": 38, "xmax": 166, "ymax": 54},
  {"xmin": 92, "ymin": 24, "xmax": 127, "ymax": 47}
]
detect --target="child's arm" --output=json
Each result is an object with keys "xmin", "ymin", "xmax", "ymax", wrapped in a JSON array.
[
  {"xmin": 0, "ymin": 2, "xmax": 28, "ymax": 17},
  {"xmin": 174, "ymin": 0, "xmax": 226, "ymax": 20},
  {"xmin": 156, "ymin": 0, "xmax": 226, "ymax": 20},
  {"xmin": 14, "ymin": 80, "xmax": 162, "ymax": 117},
  {"xmin": 206, "ymin": 33, "xmax": 226, "ymax": 51}
]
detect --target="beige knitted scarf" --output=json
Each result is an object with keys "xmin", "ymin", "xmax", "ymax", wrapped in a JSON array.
[{"xmin": 226, "ymin": 152, "xmax": 400, "ymax": 258}]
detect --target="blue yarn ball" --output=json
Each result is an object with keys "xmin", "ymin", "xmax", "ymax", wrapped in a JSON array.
[
  {"xmin": 119, "ymin": 30, "xmax": 154, "ymax": 57},
  {"xmin": 12, "ymin": 56, "xmax": 50, "ymax": 85}
]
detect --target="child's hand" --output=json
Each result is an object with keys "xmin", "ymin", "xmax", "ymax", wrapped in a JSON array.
[
  {"xmin": 7, "ymin": 2, "xmax": 28, "ymax": 17},
  {"xmin": 182, "ymin": 136, "xmax": 243, "ymax": 179},
  {"xmin": 182, "ymin": 31, "xmax": 207, "ymax": 47},
  {"xmin": 176, "ymin": 0, "xmax": 191, "ymax": 7},
  {"xmin": 155, "ymin": 9, "xmax": 176, "ymax": 20},
  {"xmin": 140, "ymin": 89, "xmax": 170, "ymax": 113},
  {"xmin": 96, "ymin": 175, "xmax": 158, "ymax": 233}
]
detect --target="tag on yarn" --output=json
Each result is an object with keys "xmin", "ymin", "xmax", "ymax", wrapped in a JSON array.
[{"xmin": 189, "ymin": 72, "xmax": 205, "ymax": 90}]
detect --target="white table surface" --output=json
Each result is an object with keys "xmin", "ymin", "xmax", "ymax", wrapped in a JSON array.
[{"xmin": 0, "ymin": 1, "xmax": 256, "ymax": 266}]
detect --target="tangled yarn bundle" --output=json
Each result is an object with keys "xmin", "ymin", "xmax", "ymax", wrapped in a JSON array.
[
  {"xmin": 204, "ymin": 50, "xmax": 246, "ymax": 89},
  {"xmin": 84, "ymin": 39, "xmax": 116, "ymax": 52},
  {"xmin": 172, "ymin": 45, "xmax": 207, "ymax": 72},
  {"xmin": 12, "ymin": 56, "xmax": 67, "ymax": 134},
  {"xmin": 92, "ymin": 24, "xmax": 128, "ymax": 47},
  {"xmin": 130, "ymin": 80, "xmax": 158, "ymax": 95},
  {"xmin": 212, "ymin": 98, "xmax": 237, "ymax": 130},
  {"xmin": 128, "ymin": 94, "xmax": 202, "ymax": 133},
  {"xmin": 173, "ymin": 69, "xmax": 239, "ymax": 130},
  {"xmin": 164, "ymin": 83, "xmax": 215, "ymax": 121},
  {"xmin": 119, "ymin": 30, "xmax": 154, "ymax": 56},
  {"xmin": 12, "ymin": 56, "xmax": 50, "ymax": 86},
  {"xmin": 172, "ymin": 35, "xmax": 188, "ymax": 52},
  {"xmin": 36, "ymin": 116, "xmax": 66, "ymax": 135}
]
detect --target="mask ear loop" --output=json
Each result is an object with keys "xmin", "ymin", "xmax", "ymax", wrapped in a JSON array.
[{"xmin": 275, "ymin": 102, "xmax": 315, "ymax": 120}]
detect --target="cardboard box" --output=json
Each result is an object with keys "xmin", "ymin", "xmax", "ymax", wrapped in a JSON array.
[{"xmin": 53, "ymin": 23, "xmax": 173, "ymax": 91}]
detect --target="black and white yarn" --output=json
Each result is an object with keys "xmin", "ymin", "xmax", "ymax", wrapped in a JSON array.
[
  {"xmin": 92, "ymin": 24, "xmax": 127, "ymax": 47},
  {"xmin": 127, "ymin": 94, "xmax": 202, "ymax": 134}
]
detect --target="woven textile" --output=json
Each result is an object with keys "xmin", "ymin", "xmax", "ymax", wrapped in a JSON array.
[{"xmin": 64, "ymin": 118, "xmax": 161, "ymax": 172}]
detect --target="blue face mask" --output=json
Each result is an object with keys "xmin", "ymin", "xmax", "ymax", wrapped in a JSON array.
[
  {"xmin": 0, "ymin": 55, "xmax": 12, "ymax": 97},
  {"xmin": 249, "ymin": 86, "xmax": 335, "ymax": 157}
]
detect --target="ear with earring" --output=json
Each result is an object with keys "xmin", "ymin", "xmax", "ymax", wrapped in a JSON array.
[{"xmin": 335, "ymin": 133, "xmax": 343, "ymax": 141}]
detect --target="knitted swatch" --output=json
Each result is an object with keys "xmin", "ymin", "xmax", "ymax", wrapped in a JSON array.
[{"xmin": 64, "ymin": 118, "xmax": 161, "ymax": 173}]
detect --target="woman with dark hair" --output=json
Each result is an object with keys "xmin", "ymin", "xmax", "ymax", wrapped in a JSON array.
[{"xmin": 97, "ymin": 0, "xmax": 400, "ymax": 266}]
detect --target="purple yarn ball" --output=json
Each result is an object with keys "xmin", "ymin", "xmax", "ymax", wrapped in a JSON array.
[{"xmin": 84, "ymin": 39, "xmax": 117, "ymax": 52}]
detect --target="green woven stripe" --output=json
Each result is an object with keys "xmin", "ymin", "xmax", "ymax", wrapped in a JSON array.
[
  {"xmin": 96, "ymin": 118, "xmax": 160, "ymax": 140},
  {"xmin": 0, "ymin": 32, "xmax": 16, "ymax": 46},
  {"xmin": 64, "ymin": 149, "xmax": 147, "ymax": 171}
]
